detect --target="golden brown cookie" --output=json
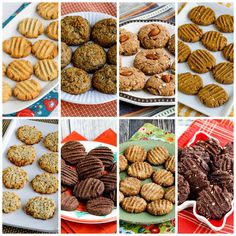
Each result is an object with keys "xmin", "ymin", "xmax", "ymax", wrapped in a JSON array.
[
  {"xmin": 121, "ymin": 196, "xmax": 147, "ymax": 213},
  {"xmin": 2, "ymin": 63, "xmax": 6, "ymax": 76},
  {"xmin": 3, "ymin": 192, "xmax": 21, "ymax": 213},
  {"xmin": 127, "ymin": 162, "xmax": 153, "ymax": 180},
  {"xmin": 165, "ymin": 156, "xmax": 175, "ymax": 173},
  {"xmin": 147, "ymin": 146, "xmax": 169, "ymax": 165},
  {"xmin": 120, "ymin": 177, "xmax": 141, "ymax": 196},
  {"xmin": 38, "ymin": 152, "xmax": 58, "ymax": 174},
  {"xmin": 212, "ymin": 62, "xmax": 233, "ymax": 84},
  {"xmin": 147, "ymin": 199, "xmax": 173, "ymax": 215},
  {"xmin": 223, "ymin": 43, "xmax": 234, "ymax": 62},
  {"xmin": 178, "ymin": 24, "xmax": 203, "ymax": 42},
  {"xmin": 178, "ymin": 41, "xmax": 191, "ymax": 63},
  {"xmin": 119, "ymin": 191, "xmax": 124, "ymax": 204},
  {"xmin": 46, "ymin": 21, "xmax": 58, "ymax": 41},
  {"xmin": 2, "ymin": 82, "xmax": 12, "ymax": 103},
  {"xmin": 124, "ymin": 145, "xmax": 147, "ymax": 163},
  {"xmin": 119, "ymin": 154, "xmax": 128, "ymax": 172},
  {"xmin": 164, "ymin": 186, "xmax": 175, "ymax": 204},
  {"xmin": 37, "ymin": 2, "xmax": 58, "ymax": 20},
  {"xmin": 44, "ymin": 131, "xmax": 58, "ymax": 152},
  {"xmin": 140, "ymin": 183, "xmax": 164, "ymax": 202},
  {"xmin": 215, "ymin": 15, "xmax": 234, "ymax": 33},
  {"xmin": 152, "ymin": 169, "xmax": 174, "ymax": 187}
]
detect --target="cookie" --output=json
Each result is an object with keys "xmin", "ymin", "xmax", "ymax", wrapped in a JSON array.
[
  {"xmin": 124, "ymin": 145, "xmax": 147, "ymax": 163},
  {"xmin": 32, "ymin": 172, "xmax": 58, "ymax": 194},
  {"xmin": 17, "ymin": 126, "xmax": 42, "ymax": 146},
  {"xmin": 44, "ymin": 131, "xmax": 58, "ymax": 152},
  {"xmin": 34, "ymin": 59, "xmax": 58, "ymax": 81},
  {"xmin": 178, "ymin": 174, "xmax": 190, "ymax": 205},
  {"xmin": 3, "ymin": 36, "xmax": 32, "ymax": 58},
  {"xmin": 25, "ymin": 196, "xmax": 56, "ymax": 220},
  {"xmin": 87, "ymin": 197, "xmax": 114, "ymax": 216},
  {"xmin": 134, "ymin": 49, "xmax": 170, "ymax": 75},
  {"xmin": 18, "ymin": 18, "xmax": 44, "ymax": 38},
  {"xmin": 92, "ymin": 18, "xmax": 117, "ymax": 48},
  {"xmin": 140, "ymin": 183, "xmax": 164, "ymax": 202},
  {"xmin": 3, "ymin": 192, "xmax": 21, "ymax": 213},
  {"xmin": 6, "ymin": 59, "xmax": 33, "ymax": 82},
  {"xmin": 195, "ymin": 138, "xmax": 222, "ymax": 157},
  {"xmin": 121, "ymin": 196, "xmax": 147, "ymax": 213},
  {"xmin": 164, "ymin": 186, "xmax": 175, "ymax": 204},
  {"xmin": 171, "ymin": 61, "xmax": 175, "ymax": 74},
  {"xmin": 146, "ymin": 74, "xmax": 175, "ymax": 96},
  {"xmin": 127, "ymin": 162, "xmax": 153, "ymax": 180},
  {"xmin": 37, "ymin": 3, "xmax": 58, "ymax": 20},
  {"xmin": 119, "ymin": 154, "xmax": 128, "ymax": 172},
  {"xmin": 61, "ymin": 141, "xmax": 86, "ymax": 165},
  {"xmin": 223, "ymin": 43, "xmax": 234, "ymax": 62},
  {"xmin": 152, "ymin": 169, "xmax": 174, "ymax": 187},
  {"xmin": 72, "ymin": 42, "xmax": 106, "ymax": 73},
  {"xmin": 178, "ymin": 41, "xmax": 191, "ymax": 63},
  {"xmin": 223, "ymin": 142, "xmax": 234, "ymax": 157},
  {"xmin": 92, "ymin": 65, "xmax": 117, "ymax": 94},
  {"xmin": 2, "ymin": 63, "xmax": 6, "ymax": 76},
  {"xmin": 61, "ymin": 67, "xmax": 91, "ymax": 95},
  {"xmin": 13, "ymin": 79, "xmax": 41, "ymax": 101},
  {"xmin": 198, "ymin": 84, "xmax": 229, "ymax": 108},
  {"xmin": 178, "ymin": 72, "xmax": 203, "ymax": 95},
  {"xmin": 212, "ymin": 62, "xmax": 233, "ymax": 84},
  {"xmin": 119, "ymin": 177, "xmax": 141, "ymax": 196},
  {"xmin": 2, "ymin": 82, "xmax": 12, "ymax": 103},
  {"xmin": 61, "ymin": 164, "xmax": 78, "ymax": 187},
  {"xmin": 188, "ymin": 5, "xmax": 216, "ymax": 25},
  {"xmin": 211, "ymin": 153, "xmax": 233, "ymax": 175},
  {"xmin": 147, "ymin": 199, "xmax": 173, "ymax": 216},
  {"xmin": 167, "ymin": 34, "xmax": 175, "ymax": 55},
  {"xmin": 7, "ymin": 145, "xmax": 36, "ymax": 166},
  {"xmin": 108, "ymin": 189, "xmax": 117, "ymax": 206},
  {"xmin": 119, "ymin": 28, "xmax": 140, "ymax": 55},
  {"xmin": 61, "ymin": 192, "xmax": 79, "ymax": 211},
  {"xmin": 61, "ymin": 16, "xmax": 90, "ymax": 46},
  {"xmin": 147, "ymin": 146, "xmax": 169, "ymax": 165},
  {"xmin": 61, "ymin": 42, "xmax": 72, "ymax": 68},
  {"xmin": 73, "ymin": 178, "xmax": 104, "ymax": 201},
  {"xmin": 215, "ymin": 15, "xmax": 234, "ymax": 33},
  {"xmin": 46, "ymin": 21, "xmax": 58, "ymax": 41},
  {"xmin": 107, "ymin": 45, "xmax": 117, "ymax": 65},
  {"xmin": 119, "ymin": 191, "xmax": 124, "ymax": 203},
  {"xmin": 32, "ymin": 40, "xmax": 58, "ymax": 60},
  {"xmin": 188, "ymin": 49, "xmax": 216, "ymax": 73},
  {"xmin": 38, "ymin": 152, "xmax": 58, "ymax": 174},
  {"xmin": 201, "ymin": 31, "xmax": 227, "ymax": 51},
  {"xmin": 138, "ymin": 24, "xmax": 170, "ymax": 49},
  {"xmin": 165, "ymin": 156, "xmax": 175, "ymax": 173},
  {"xmin": 3, "ymin": 166, "xmax": 28, "ymax": 189},
  {"xmin": 100, "ymin": 173, "xmax": 116, "ymax": 192},
  {"xmin": 178, "ymin": 24, "xmax": 203, "ymax": 42},
  {"xmin": 119, "ymin": 67, "xmax": 145, "ymax": 92}
]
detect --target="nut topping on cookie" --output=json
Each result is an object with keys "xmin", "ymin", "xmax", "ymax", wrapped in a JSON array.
[
  {"xmin": 120, "ymin": 35, "xmax": 129, "ymax": 43},
  {"xmin": 149, "ymin": 28, "xmax": 160, "ymax": 37},
  {"xmin": 162, "ymin": 75, "xmax": 171, "ymax": 83},
  {"xmin": 146, "ymin": 53, "xmax": 159, "ymax": 60},
  {"xmin": 120, "ymin": 70, "xmax": 133, "ymax": 76}
]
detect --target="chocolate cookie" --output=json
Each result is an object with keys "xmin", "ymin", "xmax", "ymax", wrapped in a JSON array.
[
  {"xmin": 61, "ymin": 192, "xmax": 79, "ymax": 211},
  {"xmin": 223, "ymin": 43, "xmax": 234, "ymax": 62},
  {"xmin": 178, "ymin": 41, "xmax": 191, "ymax": 63},
  {"xmin": 178, "ymin": 174, "xmax": 190, "ymax": 205},
  {"xmin": 215, "ymin": 15, "xmax": 234, "ymax": 33},
  {"xmin": 223, "ymin": 142, "xmax": 233, "ymax": 156},
  {"xmin": 210, "ymin": 153, "xmax": 233, "ymax": 174},
  {"xmin": 212, "ymin": 62, "xmax": 233, "ymax": 84},
  {"xmin": 195, "ymin": 138, "xmax": 222, "ymax": 157},
  {"xmin": 100, "ymin": 173, "xmax": 116, "ymax": 192},
  {"xmin": 61, "ymin": 164, "xmax": 78, "ymax": 187},
  {"xmin": 178, "ymin": 24, "xmax": 203, "ymax": 42},
  {"xmin": 108, "ymin": 189, "xmax": 117, "ymax": 205}
]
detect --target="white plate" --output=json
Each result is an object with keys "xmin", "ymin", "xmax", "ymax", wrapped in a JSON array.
[
  {"xmin": 178, "ymin": 2, "xmax": 234, "ymax": 117},
  {"xmin": 2, "ymin": 119, "xmax": 58, "ymax": 233},
  {"xmin": 2, "ymin": 2, "xmax": 59, "ymax": 115},
  {"xmin": 61, "ymin": 12, "xmax": 117, "ymax": 105},
  {"xmin": 61, "ymin": 141, "xmax": 117, "ymax": 224},
  {"xmin": 120, "ymin": 19, "xmax": 175, "ymax": 106}
]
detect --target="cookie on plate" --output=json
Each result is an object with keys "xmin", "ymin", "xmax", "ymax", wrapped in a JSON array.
[
  {"xmin": 39, "ymin": 152, "xmax": 58, "ymax": 174},
  {"xmin": 165, "ymin": 156, "xmax": 175, "ymax": 173},
  {"xmin": 44, "ymin": 131, "xmax": 58, "ymax": 152},
  {"xmin": 164, "ymin": 186, "xmax": 175, "ymax": 204},
  {"xmin": 121, "ymin": 196, "xmax": 147, "ymax": 213},
  {"xmin": 119, "ymin": 154, "xmax": 128, "ymax": 172},
  {"xmin": 223, "ymin": 43, "xmax": 234, "ymax": 62},
  {"xmin": 100, "ymin": 172, "xmax": 116, "ymax": 192},
  {"xmin": 124, "ymin": 145, "xmax": 147, "ymax": 163},
  {"xmin": 61, "ymin": 164, "xmax": 78, "ymax": 187},
  {"xmin": 178, "ymin": 174, "xmax": 190, "ymax": 205},
  {"xmin": 107, "ymin": 45, "xmax": 117, "ymax": 65},
  {"xmin": 120, "ymin": 177, "xmax": 141, "ymax": 196},
  {"xmin": 87, "ymin": 197, "xmax": 114, "ymax": 216},
  {"xmin": 215, "ymin": 14, "xmax": 234, "ymax": 33},
  {"xmin": 61, "ymin": 42, "xmax": 72, "ymax": 68},
  {"xmin": 140, "ymin": 183, "xmax": 164, "ymax": 202},
  {"xmin": 178, "ymin": 41, "xmax": 191, "ymax": 63},
  {"xmin": 211, "ymin": 153, "xmax": 233, "ymax": 173},
  {"xmin": 119, "ymin": 191, "xmax": 124, "ymax": 203},
  {"xmin": 127, "ymin": 162, "xmax": 153, "ymax": 180},
  {"xmin": 167, "ymin": 34, "xmax": 175, "ymax": 55},
  {"xmin": 152, "ymin": 169, "xmax": 174, "ymax": 187},
  {"xmin": 46, "ymin": 21, "xmax": 58, "ymax": 41},
  {"xmin": 2, "ymin": 82, "xmax": 12, "ymax": 103},
  {"xmin": 61, "ymin": 192, "xmax": 79, "ymax": 211},
  {"xmin": 212, "ymin": 62, "xmax": 233, "ymax": 84},
  {"xmin": 178, "ymin": 23, "xmax": 203, "ymax": 42},
  {"xmin": 3, "ymin": 192, "xmax": 21, "ymax": 213},
  {"xmin": 147, "ymin": 199, "xmax": 173, "ymax": 216},
  {"xmin": 36, "ymin": 2, "xmax": 58, "ymax": 20},
  {"xmin": 147, "ymin": 146, "xmax": 169, "ymax": 165},
  {"xmin": 3, "ymin": 166, "xmax": 28, "ymax": 189}
]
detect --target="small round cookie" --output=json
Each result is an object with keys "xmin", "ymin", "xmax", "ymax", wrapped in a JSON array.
[
  {"xmin": 100, "ymin": 172, "xmax": 117, "ymax": 192},
  {"xmin": 92, "ymin": 65, "xmax": 117, "ymax": 94},
  {"xmin": 61, "ymin": 42, "xmax": 72, "ymax": 68},
  {"xmin": 212, "ymin": 62, "xmax": 233, "ymax": 84},
  {"xmin": 44, "ymin": 131, "xmax": 58, "ymax": 152},
  {"xmin": 92, "ymin": 18, "xmax": 117, "ymax": 48},
  {"xmin": 215, "ymin": 15, "xmax": 234, "ymax": 33},
  {"xmin": 178, "ymin": 174, "xmax": 190, "ymax": 205},
  {"xmin": 61, "ymin": 192, "xmax": 79, "ymax": 211},
  {"xmin": 178, "ymin": 41, "xmax": 191, "ymax": 63},
  {"xmin": 61, "ymin": 164, "xmax": 78, "ymax": 187},
  {"xmin": 124, "ymin": 145, "xmax": 147, "ymax": 163},
  {"xmin": 87, "ymin": 197, "xmax": 114, "ymax": 216},
  {"xmin": 127, "ymin": 162, "xmax": 153, "ymax": 180},
  {"xmin": 36, "ymin": 2, "xmax": 58, "ymax": 20},
  {"xmin": 119, "ymin": 154, "xmax": 128, "ymax": 172},
  {"xmin": 140, "ymin": 183, "xmax": 164, "ymax": 201},
  {"xmin": 121, "ymin": 196, "xmax": 147, "ymax": 213},
  {"xmin": 120, "ymin": 177, "xmax": 141, "ymax": 196},
  {"xmin": 138, "ymin": 23, "xmax": 170, "ymax": 49},
  {"xmin": 198, "ymin": 84, "xmax": 229, "ymax": 108},
  {"xmin": 188, "ymin": 5, "xmax": 216, "ymax": 25},
  {"xmin": 17, "ymin": 125, "xmax": 42, "ymax": 145},
  {"xmin": 107, "ymin": 45, "xmax": 117, "ymax": 65},
  {"xmin": 223, "ymin": 43, "xmax": 234, "ymax": 62},
  {"xmin": 3, "ymin": 192, "xmax": 21, "ymax": 213},
  {"xmin": 39, "ymin": 152, "xmax": 58, "ymax": 173},
  {"xmin": 46, "ymin": 21, "xmax": 58, "ymax": 41},
  {"xmin": 7, "ymin": 145, "xmax": 36, "ymax": 166},
  {"xmin": 167, "ymin": 34, "xmax": 175, "ymax": 55},
  {"xmin": 178, "ymin": 24, "xmax": 203, "ymax": 42},
  {"xmin": 178, "ymin": 72, "xmax": 203, "ymax": 95},
  {"xmin": 3, "ymin": 166, "xmax": 28, "ymax": 189},
  {"xmin": 2, "ymin": 63, "xmax": 6, "ymax": 76},
  {"xmin": 2, "ymin": 82, "xmax": 12, "ymax": 103},
  {"xmin": 32, "ymin": 172, "xmax": 58, "ymax": 194},
  {"xmin": 165, "ymin": 156, "xmax": 175, "ymax": 173},
  {"xmin": 72, "ymin": 42, "xmax": 106, "ymax": 73},
  {"xmin": 25, "ymin": 196, "xmax": 56, "ymax": 220},
  {"xmin": 164, "ymin": 186, "xmax": 175, "ymax": 204},
  {"xmin": 147, "ymin": 199, "xmax": 173, "ymax": 216},
  {"xmin": 152, "ymin": 169, "xmax": 174, "ymax": 187},
  {"xmin": 146, "ymin": 74, "xmax": 175, "ymax": 96},
  {"xmin": 201, "ymin": 31, "xmax": 227, "ymax": 51},
  {"xmin": 188, "ymin": 49, "xmax": 216, "ymax": 73},
  {"xmin": 18, "ymin": 18, "xmax": 44, "ymax": 38},
  {"xmin": 134, "ymin": 49, "xmax": 170, "ymax": 75},
  {"xmin": 119, "ymin": 191, "xmax": 124, "ymax": 203},
  {"xmin": 119, "ymin": 67, "xmax": 145, "ymax": 92},
  {"xmin": 61, "ymin": 16, "xmax": 90, "ymax": 46},
  {"xmin": 6, "ymin": 59, "xmax": 33, "ymax": 82},
  {"xmin": 147, "ymin": 146, "xmax": 169, "ymax": 165}
]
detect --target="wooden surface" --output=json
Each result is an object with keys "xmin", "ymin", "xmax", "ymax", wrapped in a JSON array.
[{"xmin": 119, "ymin": 119, "xmax": 175, "ymax": 143}]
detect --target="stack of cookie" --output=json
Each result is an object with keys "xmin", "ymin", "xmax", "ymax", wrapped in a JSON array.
[
  {"xmin": 178, "ymin": 5, "xmax": 234, "ymax": 108},
  {"xmin": 61, "ymin": 16, "xmax": 117, "ymax": 95},
  {"xmin": 119, "ymin": 144, "xmax": 175, "ymax": 216},
  {"xmin": 2, "ymin": 125, "xmax": 58, "ymax": 220},
  {"xmin": 178, "ymin": 138, "xmax": 234, "ymax": 219},
  {"xmin": 2, "ymin": 2, "xmax": 59, "ymax": 103},
  {"xmin": 119, "ymin": 23, "xmax": 175, "ymax": 96},
  {"xmin": 61, "ymin": 141, "xmax": 117, "ymax": 216}
]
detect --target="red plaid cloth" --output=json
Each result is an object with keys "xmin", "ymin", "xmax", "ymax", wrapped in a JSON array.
[
  {"xmin": 61, "ymin": 2, "xmax": 117, "ymax": 117},
  {"xmin": 178, "ymin": 119, "xmax": 234, "ymax": 234}
]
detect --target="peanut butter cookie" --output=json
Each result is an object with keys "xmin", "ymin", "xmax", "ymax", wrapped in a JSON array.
[
  {"xmin": 37, "ymin": 2, "xmax": 58, "ymax": 20},
  {"xmin": 147, "ymin": 199, "xmax": 173, "ymax": 215},
  {"xmin": 165, "ymin": 156, "xmax": 175, "ymax": 173},
  {"xmin": 127, "ymin": 162, "xmax": 153, "ymax": 180},
  {"xmin": 119, "ymin": 154, "xmax": 128, "ymax": 172},
  {"xmin": 223, "ymin": 43, "xmax": 234, "ymax": 62},
  {"xmin": 215, "ymin": 15, "xmax": 234, "ymax": 32},
  {"xmin": 164, "ymin": 186, "xmax": 175, "ymax": 204},
  {"xmin": 178, "ymin": 24, "xmax": 203, "ymax": 42},
  {"xmin": 212, "ymin": 62, "xmax": 233, "ymax": 84},
  {"xmin": 121, "ymin": 196, "xmax": 147, "ymax": 213},
  {"xmin": 17, "ymin": 125, "xmax": 43, "ymax": 144},
  {"xmin": 178, "ymin": 41, "xmax": 191, "ymax": 63},
  {"xmin": 152, "ymin": 169, "xmax": 174, "ymax": 187},
  {"xmin": 124, "ymin": 145, "xmax": 147, "ymax": 163},
  {"xmin": 140, "ymin": 183, "xmax": 165, "ymax": 202},
  {"xmin": 2, "ymin": 82, "xmax": 12, "ymax": 103},
  {"xmin": 120, "ymin": 177, "xmax": 141, "ymax": 196},
  {"xmin": 147, "ymin": 146, "xmax": 169, "ymax": 165},
  {"xmin": 46, "ymin": 21, "xmax": 58, "ymax": 41}
]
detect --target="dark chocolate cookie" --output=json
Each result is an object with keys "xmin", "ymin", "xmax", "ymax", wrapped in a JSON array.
[
  {"xmin": 210, "ymin": 153, "xmax": 233, "ymax": 174},
  {"xmin": 178, "ymin": 174, "xmax": 190, "ymax": 205},
  {"xmin": 61, "ymin": 192, "xmax": 79, "ymax": 211},
  {"xmin": 100, "ymin": 172, "xmax": 116, "ymax": 192},
  {"xmin": 108, "ymin": 189, "xmax": 117, "ymax": 206},
  {"xmin": 195, "ymin": 138, "xmax": 222, "ymax": 157},
  {"xmin": 61, "ymin": 164, "xmax": 78, "ymax": 187},
  {"xmin": 223, "ymin": 142, "xmax": 233, "ymax": 157}
]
